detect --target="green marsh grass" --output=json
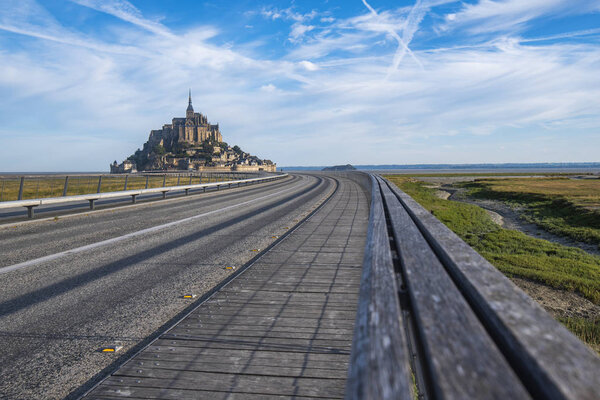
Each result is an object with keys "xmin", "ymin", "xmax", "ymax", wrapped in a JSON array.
[
  {"xmin": 384, "ymin": 176, "xmax": 600, "ymax": 305},
  {"xmin": 460, "ymin": 177, "xmax": 600, "ymax": 247},
  {"xmin": 558, "ymin": 317, "xmax": 600, "ymax": 353}
]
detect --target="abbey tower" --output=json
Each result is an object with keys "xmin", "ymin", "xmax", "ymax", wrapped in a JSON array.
[{"xmin": 148, "ymin": 90, "xmax": 222, "ymax": 147}]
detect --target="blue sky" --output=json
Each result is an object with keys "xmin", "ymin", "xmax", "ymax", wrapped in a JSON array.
[{"xmin": 1, "ymin": 0, "xmax": 599, "ymax": 171}]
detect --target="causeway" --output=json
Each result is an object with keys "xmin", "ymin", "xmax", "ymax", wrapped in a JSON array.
[{"xmin": 83, "ymin": 175, "xmax": 369, "ymax": 399}]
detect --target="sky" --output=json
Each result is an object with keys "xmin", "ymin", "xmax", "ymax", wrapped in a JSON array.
[{"xmin": 0, "ymin": 0, "xmax": 599, "ymax": 171}]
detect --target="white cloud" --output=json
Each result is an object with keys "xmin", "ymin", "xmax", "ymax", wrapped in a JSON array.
[
  {"xmin": 441, "ymin": 0, "xmax": 600, "ymax": 34},
  {"xmin": 298, "ymin": 61, "xmax": 319, "ymax": 71},
  {"xmin": 69, "ymin": 0, "xmax": 172, "ymax": 37},
  {"xmin": 260, "ymin": 84, "xmax": 277, "ymax": 92},
  {"xmin": 0, "ymin": 0, "xmax": 599, "ymax": 170},
  {"xmin": 260, "ymin": 7, "xmax": 318, "ymax": 23},
  {"xmin": 289, "ymin": 23, "xmax": 315, "ymax": 42}
]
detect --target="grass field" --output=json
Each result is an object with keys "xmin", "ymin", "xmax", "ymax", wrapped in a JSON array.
[
  {"xmin": 558, "ymin": 317, "xmax": 600, "ymax": 353},
  {"xmin": 385, "ymin": 175, "xmax": 600, "ymax": 350},
  {"xmin": 460, "ymin": 177, "xmax": 600, "ymax": 247},
  {"xmin": 384, "ymin": 176, "xmax": 600, "ymax": 304},
  {"xmin": 399, "ymin": 172, "xmax": 589, "ymax": 178},
  {"xmin": 0, "ymin": 174, "xmax": 233, "ymax": 202}
]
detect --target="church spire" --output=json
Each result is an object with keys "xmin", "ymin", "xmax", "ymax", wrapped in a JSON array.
[{"xmin": 186, "ymin": 88, "xmax": 194, "ymax": 118}]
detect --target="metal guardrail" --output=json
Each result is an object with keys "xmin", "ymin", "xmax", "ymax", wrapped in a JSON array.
[
  {"xmin": 0, "ymin": 172, "xmax": 261, "ymax": 202},
  {"xmin": 345, "ymin": 174, "xmax": 600, "ymax": 400},
  {"xmin": 0, "ymin": 173, "xmax": 287, "ymax": 218}
]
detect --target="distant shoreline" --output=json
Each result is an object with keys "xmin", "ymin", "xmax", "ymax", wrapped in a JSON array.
[
  {"xmin": 283, "ymin": 162, "xmax": 600, "ymax": 172},
  {"xmin": 2, "ymin": 162, "xmax": 600, "ymax": 175}
]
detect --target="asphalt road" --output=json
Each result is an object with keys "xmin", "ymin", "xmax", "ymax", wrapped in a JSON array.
[{"xmin": 0, "ymin": 173, "xmax": 336, "ymax": 399}]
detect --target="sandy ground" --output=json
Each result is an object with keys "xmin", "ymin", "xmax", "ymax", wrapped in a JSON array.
[
  {"xmin": 510, "ymin": 277, "xmax": 600, "ymax": 320},
  {"xmin": 510, "ymin": 277, "xmax": 600, "ymax": 353}
]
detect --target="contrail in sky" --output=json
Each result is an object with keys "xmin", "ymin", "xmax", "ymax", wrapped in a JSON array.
[{"xmin": 361, "ymin": 0, "xmax": 426, "ymax": 73}]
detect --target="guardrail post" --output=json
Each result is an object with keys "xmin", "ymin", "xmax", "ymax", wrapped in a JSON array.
[
  {"xmin": 62, "ymin": 176, "xmax": 69, "ymax": 196},
  {"xmin": 145, "ymin": 176, "xmax": 149, "ymax": 189},
  {"xmin": 162, "ymin": 191, "xmax": 167, "ymax": 199},
  {"xmin": 131, "ymin": 194, "xmax": 137, "ymax": 204},
  {"xmin": 185, "ymin": 188, "xmax": 189, "ymax": 196},
  {"xmin": 177, "ymin": 175, "xmax": 180, "ymax": 186},
  {"xmin": 26, "ymin": 205, "xmax": 36, "ymax": 219},
  {"xmin": 89, "ymin": 199, "xmax": 95, "ymax": 210},
  {"xmin": 124, "ymin": 175, "xmax": 128, "ymax": 191},
  {"xmin": 163, "ymin": 175, "xmax": 166, "ymax": 187},
  {"xmin": 18, "ymin": 177, "xmax": 24, "ymax": 200},
  {"xmin": 97, "ymin": 176, "xmax": 102, "ymax": 193}
]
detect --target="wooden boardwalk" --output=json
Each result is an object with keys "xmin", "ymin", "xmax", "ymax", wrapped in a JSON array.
[{"xmin": 84, "ymin": 176, "xmax": 369, "ymax": 399}]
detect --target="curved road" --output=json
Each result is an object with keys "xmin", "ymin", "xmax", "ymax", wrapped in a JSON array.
[{"xmin": 0, "ymin": 173, "xmax": 336, "ymax": 399}]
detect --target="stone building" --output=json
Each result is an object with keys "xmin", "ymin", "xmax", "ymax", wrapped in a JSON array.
[
  {"xmin": 110, "ymin": 159, "xmax": 137, "ymax": 174},
  {"xmin": 111, "ymin": 91, "xmax": 276, "ymax": 173},
  {"xmin": 147, "ymin": 90, "xmax": 222, "ymax": 151}
]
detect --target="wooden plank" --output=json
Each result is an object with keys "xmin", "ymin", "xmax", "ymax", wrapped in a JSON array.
[
  {"xmin": 143, "ymin": 345, "xmax": 351, "ymax": 362},
  {"xmin": 180, "ymin": 315, "xmax": 357, "ymax": 328},
  {"xmin": 134, "ymin": 352, "xmax": 349, "ymax": 371},
  {"xmin": 103, "ymin": 374, "xmax": 347, "ymax": 398},
  {"xmin": 188, "ymin": 308, "xmax": 358, "ymax": 320},
  {"xmin": 385, "ymin": 176, "xmax": 600, "ymax": 400},
  {"xmin": 217, "ymin": 289, "xmax": 358, "ymax": 301},
  {"xmin": 161, "ymin": 333, "xmax": 353, "ymax": 349},
  {"xmin": 115, "ymin": 359, "xmax": 348, "ymax": 379},
  {"xmin": 170, "ymin": 327, "xmax": 355, "ymax": 341},
  {"xmin": 378, "ymin": 176, "xmax": 531, "ymax": 399},
  {"xmin": 199, "ymin": 300, "xmax": 358, "ymax": 310},
  {"xmin": 88, "ymin": 385, "xmax": 318, "ymax": 400},
  {"xmin": 152, "ymin": 338, "xmax": 351, "ymax": 354},
  {"xmin": 345, "ymin": 175, "xmax": 413, "ymax": 400},
  {"xmin": 181, "ymin": 314, "xmax": 353, "ymax": 326},
  {"xmin": 224, "ymin": 284, "xmax": 359, "ymax": 292}
]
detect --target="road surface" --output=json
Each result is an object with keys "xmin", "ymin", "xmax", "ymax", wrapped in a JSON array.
[{"xmin": 0, "ymin": 173, "xmax": 338, "ymax": 399}]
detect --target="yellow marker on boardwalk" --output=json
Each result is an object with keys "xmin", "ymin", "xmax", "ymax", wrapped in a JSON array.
[
  {"xmin": 225, "ymin": 266, "xmax": 236, "ymax": 270},
  {"xmin": 182, "ymin": 294, "xmax": 197, "ymax": 299},
  {"xmin": 100, "ymin": 345, "xmax": 122, "ymax": 353},
  {"xmin": 250, "ymin": 249, "xmax": 259, "ymax": 252}
]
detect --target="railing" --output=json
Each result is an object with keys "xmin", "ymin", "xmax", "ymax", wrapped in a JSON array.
[
  {"xmin": 346, "ymin": 173, "xmax": 600, "ymax": 400},
  {"xmin": 0, "ymin": 173, "xmax": 286, "ymax": 219},
  {"xmin": 0, "ymin": 172, "xmax": 261, "ymax": 202}
]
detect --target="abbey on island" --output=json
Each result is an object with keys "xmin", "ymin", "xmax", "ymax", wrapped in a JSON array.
[
  {"xmin": 111, "ymin": 91, "xmax": 276, "ymax": 173},
  {"xmin": 154, "ymin": 90, "xmax": 223, "ymax": 145}
]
